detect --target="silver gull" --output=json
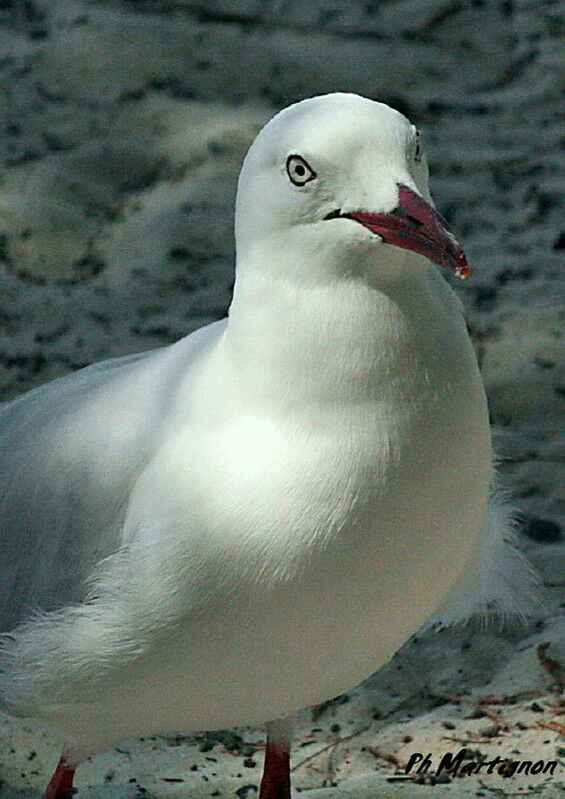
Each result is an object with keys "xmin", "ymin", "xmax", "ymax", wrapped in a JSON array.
[{"xmin": 0, "ymin": 92, "xmax": 539, "ymax": 798}]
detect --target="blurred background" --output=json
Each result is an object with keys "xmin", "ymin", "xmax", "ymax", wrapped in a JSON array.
[{"xmin": 0, "ymin": 1, "xmax": 562, "ymax": 796}]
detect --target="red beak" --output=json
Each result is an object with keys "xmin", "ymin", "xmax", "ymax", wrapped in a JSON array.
[{"xmin": 327, "ymin": 184, "xmax": 470, "ymax": 278}]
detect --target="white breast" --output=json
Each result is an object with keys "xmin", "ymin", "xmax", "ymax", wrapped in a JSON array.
[{"xmin": 43, "ymin": 269, "xmax": 491, "ymax": 755}]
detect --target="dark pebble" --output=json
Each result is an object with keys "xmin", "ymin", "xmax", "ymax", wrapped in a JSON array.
[
  {"xmin": 473, "ymin": 285, "xmax": 498, "ymax": 312},
  {"xmin": 553, "ymin": 231, "xmax": 565, "ymax": 250},
  {"xmin": 522, "ymin": 518, "xmax": 561, "ymax": 543},
  {"xmin": 235, "ymin": 785, "xmax": 258, "ymax": 798}
]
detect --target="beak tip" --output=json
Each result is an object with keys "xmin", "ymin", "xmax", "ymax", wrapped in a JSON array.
[
  {"xmin": 397, "ymin": 184, "xmax": 473, "ymax": 278},
  {"xmin": 454, "ymin": 252, "xmax": 471, "ymax": 280}
]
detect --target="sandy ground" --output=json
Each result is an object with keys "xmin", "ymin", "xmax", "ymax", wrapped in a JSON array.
[{"xmin": 0, "ymin": 0, "xmax": 563, "ymax": 796}]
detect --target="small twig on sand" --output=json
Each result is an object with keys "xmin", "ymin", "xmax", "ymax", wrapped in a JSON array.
[
  {"xmin": 368, "ymin": 746, "xmax": 406, "ymax": 771},
  {"xmin": 536, "ymin": 718, "xmax": 565, "ymax": 735},
  {"xmin": 290, "ymin": 724, "xmax": 371, "ymax": 773},
  {"xmin": 442, "ymin": 734, "xmax": 501, "ymax": 744},
  {"xmin": 476, "ymin": 691, "xmax": 535, "ymax": 705}
]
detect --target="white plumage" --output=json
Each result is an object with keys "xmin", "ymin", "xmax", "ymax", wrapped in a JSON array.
[{"xmin": 0, "ymin": 94, "xmax": 539, "ymax": 779}]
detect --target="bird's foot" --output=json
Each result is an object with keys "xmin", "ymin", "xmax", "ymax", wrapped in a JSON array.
[
  {"xmin": 41, "ymin": 750, "xmax": 76, "ymax": 799},
  {"xmin": 259, "ymin": 719, "xmax": 293, "ymax": 799}
]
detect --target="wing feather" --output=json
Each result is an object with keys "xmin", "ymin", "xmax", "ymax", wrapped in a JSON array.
[
  {"xmin": 431, "ymin": 480, "xmax": 544, "ymax": 629},
  {"xmin": 0, "ymin": 320, "xmax": 225, "ymax": 630}
]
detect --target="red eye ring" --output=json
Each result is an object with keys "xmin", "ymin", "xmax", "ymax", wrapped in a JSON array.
[{"xmin": 286, "ymin": 154, "xmax": 317, "ymax": 186}]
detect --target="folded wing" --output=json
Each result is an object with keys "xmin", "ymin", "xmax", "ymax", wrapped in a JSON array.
[{"xmin": 0, "ymin": 320, "xmax": 225, "ymax": 631}]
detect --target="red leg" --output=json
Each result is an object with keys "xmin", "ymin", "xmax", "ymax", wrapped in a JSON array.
[
  {"xmin": 41, "ymin": 750, "xmax": 76, "ymax": 799},
  {"xmin": 259, "ymin": 719, "xmax": 293, "ymax": 799}
]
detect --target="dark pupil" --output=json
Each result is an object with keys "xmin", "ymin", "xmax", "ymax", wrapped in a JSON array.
[{"xmin": 294, "ymin": 164, "xmax": 306, "ymax": 176}]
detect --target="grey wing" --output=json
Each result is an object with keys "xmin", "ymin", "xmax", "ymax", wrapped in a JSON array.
[{"xmin": 0, "ymin": 320, "xmax": 225, "ymax": 631}]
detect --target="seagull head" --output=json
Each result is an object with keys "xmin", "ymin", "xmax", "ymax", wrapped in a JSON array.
[{"xmin": 235, "ymin": 93, "xmax": 469, "ymax": 283}]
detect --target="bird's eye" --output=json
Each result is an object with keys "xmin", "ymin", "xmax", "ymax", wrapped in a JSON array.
[
  {"xmin": 286, "ymin": 154, "xmax": 317, "ymax": 186},
  {"xmin": 413, "ymin": 130, "xmax": 422, "ymax": 163}
]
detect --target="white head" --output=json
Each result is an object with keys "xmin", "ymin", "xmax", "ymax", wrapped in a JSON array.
[{"xmin": 235, "ymin": 93, "xmax": 468, "ymax": 285}]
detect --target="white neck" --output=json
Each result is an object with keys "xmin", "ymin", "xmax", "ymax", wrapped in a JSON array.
[{"xmin": 222, "ymin": 248, "xmax": 480, "ymax": 417}]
